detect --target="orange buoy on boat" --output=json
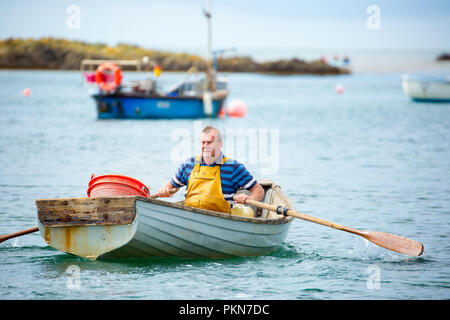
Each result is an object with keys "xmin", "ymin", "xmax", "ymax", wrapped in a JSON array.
[
  {"xmin": 95, "ymin": 62, "xmax": 122, "ymax": 93},
  {"xmin": 23, "ymin": 88, "xmax": 30, "ymax": 96},
  {"xmin": 219, "ymin": 106, "xmax": 226, "ymax": 118},
  {"xmin": 154, "ymin": 65, "xmax": 162, "ymax": 77}
]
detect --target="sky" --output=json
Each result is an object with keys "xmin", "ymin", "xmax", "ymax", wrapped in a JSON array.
[{"xmin": 1, "ymin": 0, "xmax": 450, "ymax": 61}]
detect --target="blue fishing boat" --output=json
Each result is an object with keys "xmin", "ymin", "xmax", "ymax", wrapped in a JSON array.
[
  {"xmin": 90, "ymin": 75, "xmax": 228, "ymax": 119},
  {"xmin": 83, "ymin": 1, "xmax": 228, "ymax": 119}
]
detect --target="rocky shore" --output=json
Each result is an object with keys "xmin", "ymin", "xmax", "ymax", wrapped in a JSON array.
[
  {"xmin": 437, "ymin": 53, "xmax": 450, "ymax": 61},
  {"xmin": 0, "ymin": 37, "xmax": 349, "ymax": 75}
]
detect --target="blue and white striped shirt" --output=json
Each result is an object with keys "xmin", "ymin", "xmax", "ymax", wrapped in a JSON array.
[{"xmin": 171, "ymin": 154, "xmax": 257, "ymax": 205}]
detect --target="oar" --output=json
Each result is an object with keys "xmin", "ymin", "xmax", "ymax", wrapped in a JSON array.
[
  {"xmin": 244, "ymin": 198, "xmax": 424, "ymax": 256},
  {"xmin": 0, "ymin": 189, "xmax": 178, "ymax": 244},
  {"xmin": 150, "ymin": 188, "xmax": 178, "ymax": 199},
  {"xmin": 0, "ymin": 226, "xmax": 39, "ymax": 244}
]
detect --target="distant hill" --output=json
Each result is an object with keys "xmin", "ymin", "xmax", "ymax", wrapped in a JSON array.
[
  {"xmin": 0, "ymin": 37, "xmax": 349, "ymax": 75},
  {"xmin": 437, "ymin": 53, "xmax": 450, "ymax": 61}
]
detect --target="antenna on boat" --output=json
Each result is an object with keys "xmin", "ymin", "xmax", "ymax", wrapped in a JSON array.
[{"xmin": 203, "ymin": 0, "xmax": 215, "ymax": 91}]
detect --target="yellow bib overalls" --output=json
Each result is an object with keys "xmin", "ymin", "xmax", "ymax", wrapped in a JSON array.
[{"xmin": 184, "ymin": 156, "xmax": 231, "ymax": 213}]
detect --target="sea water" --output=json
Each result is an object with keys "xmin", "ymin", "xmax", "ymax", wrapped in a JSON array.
[{"xmin": 0, "ymin": 66, "xmax": 449, "ymax": 300}]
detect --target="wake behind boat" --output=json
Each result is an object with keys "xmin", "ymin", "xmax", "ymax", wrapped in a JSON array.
[{"xmin": 35, "ymin": 180, "xmax": 294, "ymax": 260}]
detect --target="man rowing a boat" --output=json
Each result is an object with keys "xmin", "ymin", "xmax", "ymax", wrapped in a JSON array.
[{"xmin": 157, "ymin": 126, "xmax": 264, "ymax": 213}]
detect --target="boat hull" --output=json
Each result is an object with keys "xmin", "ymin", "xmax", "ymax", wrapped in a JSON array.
[
  {"xmin": 36, "ymin": 197, "xmax": 138, "ymax": 260},
  {"xmin": 402, "ymin": 74, "xmax": 450, "ymax": 102},
  {"xmin": 93, "ymin": 94, "xmax": 226, "ymax": 119},
  {"xmin": 38, "ymin": 220, "xmax": 137, "ymax": 260},
  {"xmin": 36, "ymin": 181, "xmax": 294, "ymax": 260},
  {"xmin": 101, "ymin": 199, "xmax": 292, "ymax": 259}
]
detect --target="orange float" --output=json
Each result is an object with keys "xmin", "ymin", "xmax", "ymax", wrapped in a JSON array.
[
  {"xmin": 95, "ymin": 62, "xmax": 122, "ymax": 93},
  {"xmin": 227, "ymin": 99, "xmax": 247, "ymax": 118},
  {"xmin": 153, "ymin": 65, "xmax": 162, "ymax": 77}
]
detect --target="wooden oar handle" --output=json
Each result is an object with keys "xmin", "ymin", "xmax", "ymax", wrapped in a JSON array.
[
  {"xmin": 0, "ymin": 226, "xmax": 39, "ymax": 244},
  {"xmin": 246, "ymin": 199, "xmax": 359, "ymax": 232},
  {"xmin": 149, "ymin": 188, "xmax": 178, "ymax": 199}
]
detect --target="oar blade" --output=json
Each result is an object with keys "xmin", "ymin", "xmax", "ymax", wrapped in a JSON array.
[
  {"xmin": 244, "ymin": 198, "xmax": 424, "ymax": 257},
  {"xmin": 363, "ymin": 231, "xmax": 424, "ymax": 256}
]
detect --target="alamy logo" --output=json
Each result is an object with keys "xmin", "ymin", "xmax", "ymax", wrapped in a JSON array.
[
  {"xmin": 171, "ymin": 121, "xmax": 280, "ymax": 175},
  {"xmin": 366, "ymin": 265, "xmax": 381, "ymax": 290},
  {"xmin": 66, "ymin": 5, "xmax": 81, "ymax": 30},
  {"xmin": 366, "ymin": 5, "xmax": 381, "ymax": 30},
  {"xmin": 66, "ymin": 265, "xmax": 81, "ymax": 289}
]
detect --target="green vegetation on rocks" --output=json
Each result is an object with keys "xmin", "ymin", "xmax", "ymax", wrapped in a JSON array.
[{"xmin": 0, "ymin": 37, "xmax": 349, "ymax": 74}]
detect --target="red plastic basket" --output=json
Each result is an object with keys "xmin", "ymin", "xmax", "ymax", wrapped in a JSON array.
[{"xmin": 87, "ymin": 174, "xmax": 150, "ymax": 198}]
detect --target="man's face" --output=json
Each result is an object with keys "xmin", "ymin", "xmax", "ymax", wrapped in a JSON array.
[{"xmin": 200, "ymin": 130, "xmax": 222, "ymax": 159}]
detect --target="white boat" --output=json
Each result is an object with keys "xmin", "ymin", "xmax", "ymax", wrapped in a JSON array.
[
  {"xmin": 402, "ymin": 74, "xmax": 450, "ymax": 102},
  {"xmin": 35, "ymin": 180, "xmax": 294, "ymax": 260}
]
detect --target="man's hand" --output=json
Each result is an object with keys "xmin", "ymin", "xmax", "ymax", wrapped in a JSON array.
[
  {"xmin": 234, "ymin": 193, "xmax": 250, "ymax": 204},
  {"xmin": 234, "ymin": 183, "xmax": 264, "ymax": 204},
  {"xmin": 157, "ymin": 182, "xmax": 176, "ymax": 197}
]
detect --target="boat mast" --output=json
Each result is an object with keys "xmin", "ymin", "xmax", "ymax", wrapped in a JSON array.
[{"xmin": 204, "ymin": 0, "xmax": 215, "ymax": 91}]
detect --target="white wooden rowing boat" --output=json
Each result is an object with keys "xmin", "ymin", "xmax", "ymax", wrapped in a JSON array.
[
  {"xmin": 36, "ymin": 180, "xmax": 294, "ymax": 260},
  {"xmin": 402, "ymin": 74, "xmax": 450, "ymax": 102}
]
